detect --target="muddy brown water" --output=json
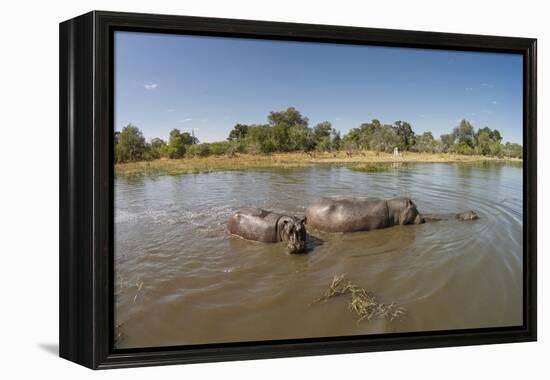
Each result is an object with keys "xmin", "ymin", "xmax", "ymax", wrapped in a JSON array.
[{"xmin": 114, "ymin": 162, "xmax": 523, "ymax": 348}]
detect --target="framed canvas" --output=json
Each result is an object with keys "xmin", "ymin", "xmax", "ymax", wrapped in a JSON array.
[{"xmin": 59, "ymin": 11, "xmax": 537, "ymax": 369}]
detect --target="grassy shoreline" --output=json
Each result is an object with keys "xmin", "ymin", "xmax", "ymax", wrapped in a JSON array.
[{"xmin": 115, "ymin": 151, "xmax": 522, "ymax": 177}]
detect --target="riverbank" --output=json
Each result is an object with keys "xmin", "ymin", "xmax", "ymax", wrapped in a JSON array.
[{"xmin": 115, "ymin": 151, "xmax": 522, "ymax": 177}]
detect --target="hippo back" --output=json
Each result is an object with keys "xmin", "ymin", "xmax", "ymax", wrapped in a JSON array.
[
  {"xmin": 305, "ymin": 197, "xmax": 390, "ymax": 233},
  {"xmin": 227, "ymin": 208, "xmax": 282, "ymax": 243}
]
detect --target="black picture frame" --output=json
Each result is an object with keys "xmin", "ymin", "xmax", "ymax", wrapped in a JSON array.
[{"xmin": 59, "ymin": 10, "xmax": 537, "ymax": 369}]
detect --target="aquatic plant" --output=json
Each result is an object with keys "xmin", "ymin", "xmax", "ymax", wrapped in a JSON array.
[
  {"xmin": 315, "ymin": 274, "xmax": 406, "ymax": 322},
  {"xmin": 349, "ymin": 164, "xmax": 391, "ymax": 173}
]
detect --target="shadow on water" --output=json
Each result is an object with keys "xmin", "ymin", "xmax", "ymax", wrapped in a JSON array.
[{"xmin": 304, "ymin": 234, "xmax": 324, "ymax": 253}]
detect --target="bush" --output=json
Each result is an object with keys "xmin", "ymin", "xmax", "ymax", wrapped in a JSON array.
[
  {"xmin": 187, "ymin": 143, "xmax": 211, "ymax": 157},
  {"xmin": 502, "ymin": 142, "xmax": 523, "ymax": 159},
  {"xmin": 453, "ymin": 142, "xmax": 474, "ymax": 155},
  {"xmin": 209, "ymin": 141, "xmax": 231, "ymax": 155}
]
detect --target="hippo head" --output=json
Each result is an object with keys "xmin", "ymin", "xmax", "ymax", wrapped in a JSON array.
[
  {"xmin": 281, "ymin": 217, "xmax": 307, "ymax": 254},
  {"xmin": 399, "ymin": 199, "xmax": 422, "ymax": 225},
  {"xmin": 457, "ymin": 210, "xmax": 479, "ymax": 220}
]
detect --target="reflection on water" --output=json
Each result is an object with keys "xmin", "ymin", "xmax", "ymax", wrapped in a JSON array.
[{"xmin": 114, "ymin": 162, "xmax": 523, "ymax": 348}]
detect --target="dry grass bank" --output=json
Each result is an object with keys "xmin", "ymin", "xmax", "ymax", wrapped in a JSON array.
[{"xmin": 115, "ymin": 151, "xmax": 521, "ymax": 177}]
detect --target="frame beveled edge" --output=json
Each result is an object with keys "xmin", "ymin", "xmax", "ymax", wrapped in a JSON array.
[
  {"xmin": 60, "ymin": 11, "xmax": 96, "ymax": 368},
  {"xmin": 59, "ymin": 10, "xmax": 537, "ymax": 370}
]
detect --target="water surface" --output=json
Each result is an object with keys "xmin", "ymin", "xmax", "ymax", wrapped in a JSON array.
[{"xmin": 114, "ymin": 162, "xmax": 523, "ymax": 348}]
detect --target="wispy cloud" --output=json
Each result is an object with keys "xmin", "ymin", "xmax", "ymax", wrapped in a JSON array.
[
  {"xmin": 144, "ymin": 83, "xmax": 158, "ymax": 90},
  {"xmin": 465, "ymin": 87, "xmax": 473, "ymax": 91},
  {"xmin": 166, "ymin": 108, "xmax": 175, "ymax": 112},
  {"xmin": 177, "ymin": 118, "xmax": 193, "ymax": 123},
  {"xmin": 491, "ymin": 100, "xmax": 498, "ymax": 105},
  {"xmin": 200, "ymin": 119, "xmax": 208, "ymax": 123},
  {"xmin": 481, "ymin": 83, "xmax": 493, "ymax": 88}
]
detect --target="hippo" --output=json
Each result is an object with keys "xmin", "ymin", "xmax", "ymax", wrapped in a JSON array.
[
  {"xmin": 305, "ymin": 197, "xmax": 478, "ymax": 233},
  {"xmin": 227, "ymin": 208, "xmax": 307, "ymax": 253}
]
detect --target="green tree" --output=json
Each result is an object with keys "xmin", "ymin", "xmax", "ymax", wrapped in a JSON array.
[
  {"xmin": 440, "ymin": 133, "xmax": 455, "ymax": 152},
  {"xmin": 502, "ymin": 142, "xmax": 523, "ymax": 158},
  {"xmin": 351, "ymin": 120, "xmax": 382, "ymax": 150},
  {"xmin": 313, "ymin": 121, "xmax": 332, "ymax": 140},
  {"xmin": 268, "ymin": 107, "xmax": 309, "ymax": 127},
  {"xmin": 342, "ymin": 127, "xmax": 363, "ymax": 150},
  {"xmin": 271, "ymin": 123, "xmax": 291, "ymax": 151},
  {"xmin": 246, "ymin": 125, "xmax": 276, "ymax": 154},
  {"xmin": 475, "ymin": 130, "xmax": 493, "ymax": 156},
  {"xmin": 342, "ymin": 119, "xmax": 405, "ymax": 152},
  {"xmin": 413, "ymin": 132, "xmax": 436, "ymax": 153},
  {"xmin": 268, "ymin": 107, "xmax": 309, "ymax": 151},
  {"xmin": 371, "ymin": 125, "xmax": 401, "ymax": 152},
  {"xmin": 148, "ymin": 137, "xmax": 166, "ymax": 159},
  {"xmin": 474, "ymin": 129, "xmax": 493, "ymax": 155},
  {"xmin": 289, "ymin": 124, "xmax": 316, "ymax": 151},
  {"xmin": 475, "ymin": 126, "xmax": 502, "ymax": 144},
  {"xmin": 331, "ymin": 129, "xmax": 341, "ymax": 151},
  {"xmin": 489, "ymin": 141, "xmax": 503, "ymax": 157},
  {"xmin": 167, "ymin": 129, "xmax": 189, "ymax": 158},
  {"xmin": 313, "ymin": 121, "xmax": 333, "ymax": 151},
  {"xmin": 453, "ymin": 119, "xmax": 475, "ymax": 147},
  {"xmin": 473, "ymin": 127, "xmax": 504, "ymax": 156},
  {"xmin": 187, "ymin": 143, "xmax": 211, "ymax": 157},
  {"xmin": 454, "ymin": 141, "xmax": 474, "ymax": 155},
  {"xmin": 393, "ymin": 121, "xmax": 415, "ymax": 149},
  {"xmin": 228, "ymin": 123, "xmax": 249, "ymax": 141},
  {"xmin": 115, "ymin": 124, "xmax": 147, "ymax": 162}
]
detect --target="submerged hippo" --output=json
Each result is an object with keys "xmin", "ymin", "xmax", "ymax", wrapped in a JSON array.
[
  {"xmin": 227, "ymin": 208, "xmax": 307, "ymax": 253},
  {"xmin": 305, "ymin": 197, "xmax": 478, "ymax": 233}
]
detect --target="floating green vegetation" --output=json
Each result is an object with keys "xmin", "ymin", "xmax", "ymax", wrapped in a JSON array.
[
  {"xmin": 314, "ymin": 274, "xmax": 406, "ymax": 322},
  {"xmin": 349, "ymin": 164, "xmax": 391, "ymax": 173}
]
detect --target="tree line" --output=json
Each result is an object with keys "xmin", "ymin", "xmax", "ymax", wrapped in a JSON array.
[{"xmin": 114, "ymin": 106, "xmax": 523, "ymax": 163}]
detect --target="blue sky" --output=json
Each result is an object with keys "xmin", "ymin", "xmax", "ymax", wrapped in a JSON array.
[{"xmin": 115, "ymin": 31, "xmax": 523, "ymax": 144}]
